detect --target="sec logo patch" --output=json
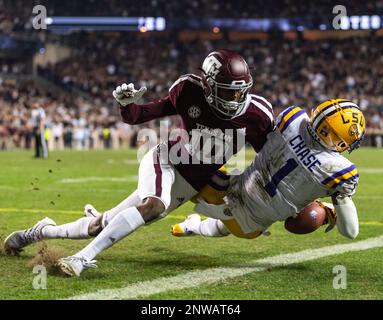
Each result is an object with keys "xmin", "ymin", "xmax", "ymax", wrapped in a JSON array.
[{"xmin": 188, "ymin": 105, "xmax": 201, "ymax": 119}]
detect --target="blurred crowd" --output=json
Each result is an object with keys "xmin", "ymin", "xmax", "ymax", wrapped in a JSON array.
[
  {"xmin": 0, "ymin": 78, "xmax": 169, "ymax": 151},
  {"xmin": 1, "ymin": 1, "xmax": 383, "ymax": 150},
  {"xmin": 36, "ymin": 33, "xmax": 383, "ymax": 111},
  {"xmin": 2, "ymin": 30, "xmax": 383, "ymax": 150}
]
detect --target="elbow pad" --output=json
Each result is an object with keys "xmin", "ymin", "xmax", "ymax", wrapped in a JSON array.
[{"xmin": 333, "ymin": 195, "xmax": 359, "ymax": 239}]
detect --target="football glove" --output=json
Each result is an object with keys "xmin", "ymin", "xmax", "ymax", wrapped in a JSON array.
[
  {"xmin": 112, "ymin": 83, "xmax": 147, "ymax": 106},
  {"xmin": 194, "ymin": 198, "xmax": 229, "ymax": 220},
  {"xmin": 317, "ymin": 200, "xmax": 337, "ymax": 233}
]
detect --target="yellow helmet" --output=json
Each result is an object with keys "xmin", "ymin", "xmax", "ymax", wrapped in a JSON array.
[{"xmin": 309, "ymin": 99, "xmax": 365, "ymax": 153}]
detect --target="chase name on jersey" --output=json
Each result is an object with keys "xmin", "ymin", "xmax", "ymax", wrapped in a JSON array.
[{"xmin": 289, "ymin": 134, "xmax": 321, "ymax": 172}]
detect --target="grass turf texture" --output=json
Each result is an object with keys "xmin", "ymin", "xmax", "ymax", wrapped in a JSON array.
[{"xmin": 0, "ymin": 148, "xmax": 382, "ymax": 300}]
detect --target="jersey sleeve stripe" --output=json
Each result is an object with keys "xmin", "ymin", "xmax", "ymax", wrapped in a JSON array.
[
  {"xmin": 275, "ymin": 107, "xmax": 294, "ymax": 128},
  {"xmin": 251, "ymin": 100, "xmax": 274, "ymax": 123},
  {"xmin": 214, "ymin": 169, "xmax": 230, "ymax": 180},
  {"xmin": 278, "ymin": 107, "xmax": 306, "ymax": 133},
  {"xmin": 322, "ymin": 164, "xmax": 356, "ymax": 185},
  {"xmin": 321, "ymin": 165, "xmax": 358, "ymax": 187},
  {"xmin": 168, "ymin": 74, "xmax": 202, "ymax": 92},
  {"xmin": 333, "ymin": 173, "xmax": 359, "ymax": 188},
  {"xmin": 251, "ymin": 94, "xmax": 273, "ymax": 110},
  {"xmin": 207, "ymin": 179, "xmax": 229, "ymax": 192}
]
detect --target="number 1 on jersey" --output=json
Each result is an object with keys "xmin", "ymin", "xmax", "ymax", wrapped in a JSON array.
[{"xmin": 264, "ymin": 158, "xmax": 298, "ymax": 197}]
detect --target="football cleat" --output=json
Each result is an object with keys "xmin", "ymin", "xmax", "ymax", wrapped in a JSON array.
[
  {"xmin": 84, "ymin": 204, "xmax": 101, "ymax": 218},
  {"xmin": 3, "ymin": 217, "xmax": 56, "ymax": 255},
  {"xmin": 57, "ymin": 256, "xmax": 97, "ymax": 277},
  {"xmin": 171, "ymin": 214, "xmax": 201, "ymax": 237}
]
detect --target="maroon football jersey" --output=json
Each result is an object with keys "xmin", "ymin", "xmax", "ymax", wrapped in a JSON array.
[{"xmin": 120, "ymin": 74, "xmax": 274, "ymax": 190}]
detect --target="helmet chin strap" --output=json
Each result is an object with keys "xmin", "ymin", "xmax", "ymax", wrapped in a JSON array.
[
  {"xmin": 212, "ymin": 84, "xmax": 248, "ymax": 118},
  {"xmin": 347, "ymin": 131, "xmax": 364, "ymax": 153},
  {"xmin": 209, "ymin": 106, "xmax": 233, "ymax": 120}
]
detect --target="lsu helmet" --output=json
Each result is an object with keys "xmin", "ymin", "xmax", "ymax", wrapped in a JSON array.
[
  {"xmin": 201, "ymin": 49, "xmax": 253, "ymax": 119},
  {"xmin": 309, "ymin": 99, "xmax": 365, "ymax": 153}
]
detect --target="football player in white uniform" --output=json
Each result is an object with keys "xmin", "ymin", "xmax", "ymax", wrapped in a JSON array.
[{"xmin": 172, "ymin": 99, "xmax": 365, "ymax": 240}]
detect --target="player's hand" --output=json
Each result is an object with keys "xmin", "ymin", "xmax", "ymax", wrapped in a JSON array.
[
  {"xmin": 194, "ymin": 198, "xmax": 228, "ymax": 219},
  {"xmin": 112, "ymin": 83, "xmax": 147, "ymax": 106},
  {"xmin": 317, "ymin": 201, "xmax": 337, "ymax": 233}
]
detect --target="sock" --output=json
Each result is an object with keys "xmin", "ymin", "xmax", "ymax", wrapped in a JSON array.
[
  {"xmin": 75, "ymin": 207, "xmax": 145, "ymax": 261},
  {"xmin": 102, "ymin": 190, "xmax": 141, "ymax": 227},
  {"xmin": 41, "ymin": 217, "xmax": 92, "ymax": 239},
  {"xmin": 192, "ymin": 218, "xmax": 230, "ymax": 237}
]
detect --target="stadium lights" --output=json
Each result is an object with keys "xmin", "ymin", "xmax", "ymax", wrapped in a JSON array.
[
  {"xmin": 340, "ymin": 15, "xmax": 381, "ymax": 30},
  {"xmin": 45, "ymin": 16, "xmax": 166, "ymax": 32},
  {"xmin": 42, "ymin": 15, "xmax": 382, "ymax": 32},
  {"xmin": 45, "ymin": 17, "xmax": 53, "ymax": 25}
]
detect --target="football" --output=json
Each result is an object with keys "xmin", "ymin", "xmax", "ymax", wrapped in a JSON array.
[{"xmin": 284, "ymin": 202, "xmax": 327, "ymax": 234}]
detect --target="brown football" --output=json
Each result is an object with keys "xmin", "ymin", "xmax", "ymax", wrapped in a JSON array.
[{"xmin": 284, "ymin": 202, "xmax": 327, "ymax": 234}]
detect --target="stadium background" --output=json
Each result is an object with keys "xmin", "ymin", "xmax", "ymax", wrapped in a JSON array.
[
  {"xmin": 1, "ymin": 0, "xmax": 383, "ymax": 151},
  {"xmin": 1, "ymin": 0, "xmax": 383, "ymax": 301}
]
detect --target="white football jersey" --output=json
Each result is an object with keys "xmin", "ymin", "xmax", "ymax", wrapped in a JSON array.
[{"xmin": 227, "ymin": 106, "xmax": 359, "ymax": 233}]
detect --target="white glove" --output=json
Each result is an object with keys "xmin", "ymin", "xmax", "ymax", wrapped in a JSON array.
[
  {"xmin": 194, "ymin": 199, "xmax": 229, "ymax": 220},
  {"xmin": 112, "ymin": 83, "xmax": 147, "ymax": 106}
]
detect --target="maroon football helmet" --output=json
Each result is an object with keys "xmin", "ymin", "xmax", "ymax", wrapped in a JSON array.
[{"xmin": 201, "ymin": 49, "xmax": 253, "ymax": 118}]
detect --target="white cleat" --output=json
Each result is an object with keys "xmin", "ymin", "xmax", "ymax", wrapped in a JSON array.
[
  {"xmin": 3, "ymin": 217, "xmax": 56, "ymax": 255},
  {"xmin": 171, "ymin": 214, "xmax": 201, "ymax": 237},
  {"xmin": 84, "ymin": 204, "xmax": 101, "ymax": 218},
  {"xmin": 58, "ymin": 256, "xmax": 97, "ymax": 277}
]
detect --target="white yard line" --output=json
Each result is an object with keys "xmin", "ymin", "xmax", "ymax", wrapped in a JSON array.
[
  {"xmin": 60, "ymin": 176, "xmax": 138, "ymax": 183},
  {"xmin": 0, "ymin": 207, "xmax": 82, "ymax": 215},
  {"xmin": 58, "ymin": 168, "xmax": 383, "ymax": 184},
  {"xmin": 358, "ymin": 168, "xmax": 383, "ymax": 174},
  {"xmin": 107, "ymin": 159, "xmax": 139, "ymax": 165},
  {"xmin": 355, "ymin": 195, "xmax": 383, "ymax": 200},
  {"xmin": 66, "ymin": 235, "xmax": 383, "ymax": 300}
]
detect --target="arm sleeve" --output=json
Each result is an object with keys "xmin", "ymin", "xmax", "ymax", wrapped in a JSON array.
[
  {"xmin": 119, "ymin": 96, "xmax": 176, "ymax": 125},
  {"xmin": 119, "ymin": 77, "xmax": 187, "ymax": 125},
  {"xmin": 245, "ymin": 97, "xmax": 274, "ymax": 152},
  {"xmin": 332, "ymin": 195, "xmax": 359, "ymax": 239},
  {"xmin": 246, "ymin": 114, "xmax": 274, "ymax": 152}
]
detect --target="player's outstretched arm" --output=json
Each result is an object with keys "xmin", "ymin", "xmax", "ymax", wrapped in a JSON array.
[
  {"xmin": 113, "ymin": 83, "xmax": 176, "ymax": 125},
  {"xmin": 113, "ymin": 83, "xmax": 147, "ymax": 106},
  {"xmin": 331, "ymin": 194, "xmax": 359, "ymax": 239}
]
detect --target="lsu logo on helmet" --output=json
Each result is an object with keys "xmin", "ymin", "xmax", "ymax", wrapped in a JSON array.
[{"xmin": 309, "ymin": 99, "xmax": 365, "ymax": 153}]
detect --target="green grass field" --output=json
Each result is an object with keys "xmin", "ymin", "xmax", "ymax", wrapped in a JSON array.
[{"xmin": 0, "ymin": 148, "xmax": 382, "ymax": 300}]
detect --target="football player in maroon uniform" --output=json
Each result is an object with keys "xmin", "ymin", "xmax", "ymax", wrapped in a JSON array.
[{"xmin": 4, "ymin": 50, "xmax": 274, "ymax": 276}]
